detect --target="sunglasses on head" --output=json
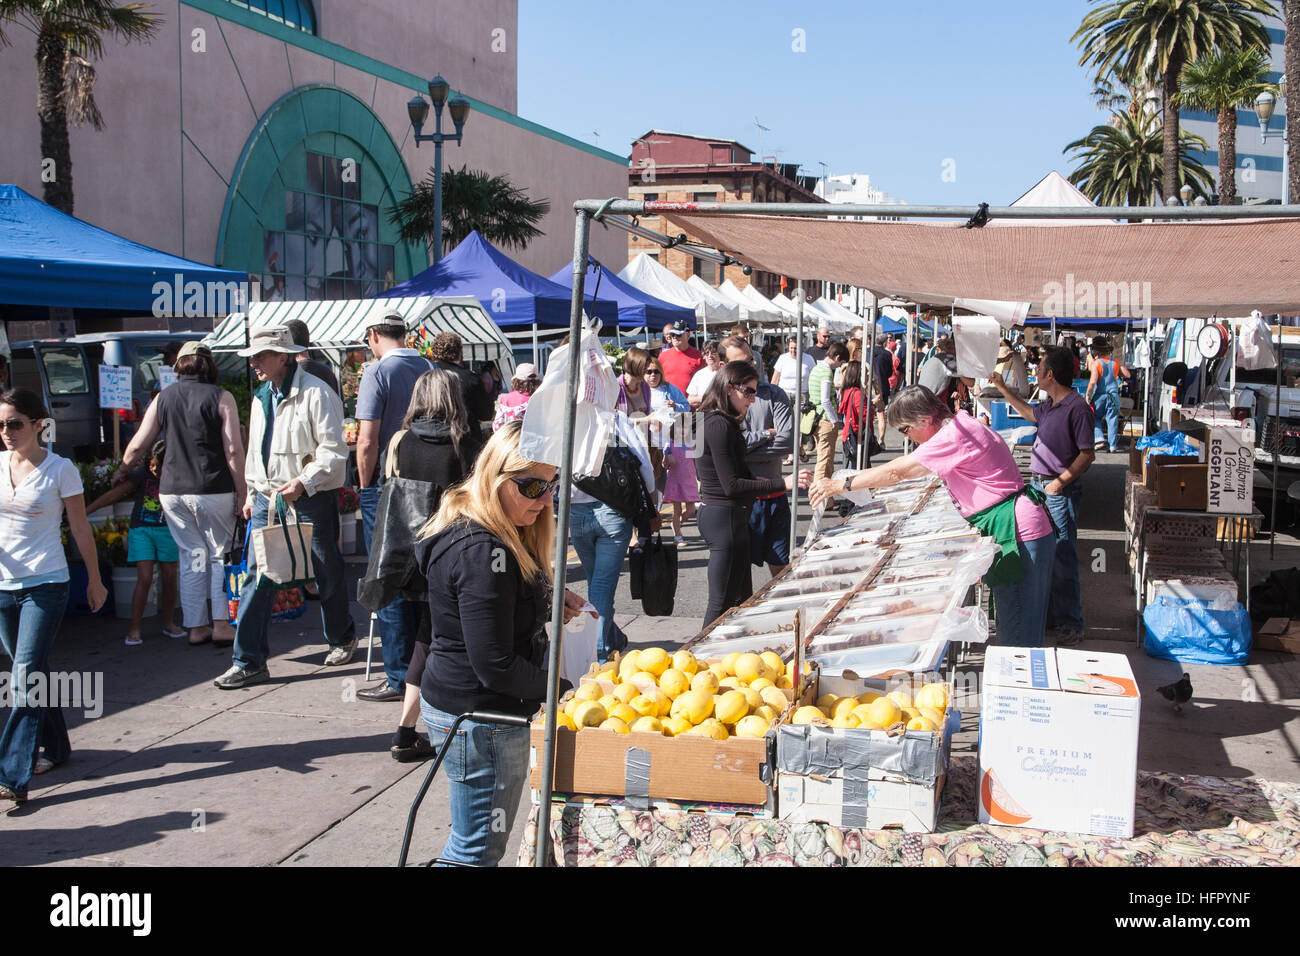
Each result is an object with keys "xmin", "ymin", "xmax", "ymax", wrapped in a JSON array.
[
  {"xmin": 509, "ymin": 475, "xmax": 560, "ymax": 499},
  {"xmin": 0, "ymin": 418, "xmax": 29, "ymax": 433}
]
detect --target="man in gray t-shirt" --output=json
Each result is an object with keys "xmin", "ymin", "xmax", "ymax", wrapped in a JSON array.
[{"xmin": 355, "ymin": 308, "xmax": 432, "ymax": 701}]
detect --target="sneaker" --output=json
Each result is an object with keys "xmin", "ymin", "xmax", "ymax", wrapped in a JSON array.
[
  {"xmin": 673, "ymin": 535, "xmax": 686, "ymax": 545},
  {"xmin": 32, "ymin": 757, "xmax": 55, "ymax": 775},
  {"xmin": 213, "ymin": 663, "xmax": 270, "ymax": 690},
  {"xmin": 1052, "ymin": 629, "xmax": 1085, "ymax": 647},
  {"xmin": 324, "ymin": 638, "xmax": 358, "ymax": 666}
]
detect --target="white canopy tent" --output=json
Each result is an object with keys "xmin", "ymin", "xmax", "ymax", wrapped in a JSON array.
[
  {"xmin": 206, "ymin": 295, "xmax": 516, "ymax": 375},
  {"xmin": 620, "ymin": 253, "xmax": 740, "ymax": 327},
  {"xmin": 737, "ymin": 281, "xmax": 791, "ymax": 321},
  {"xmin": 713, "ymin": 278, "xmax": 782, "ymax": 325},
  {"xmin": 807, "ymin": 297, "xmax": 862, "ymax": 334}
]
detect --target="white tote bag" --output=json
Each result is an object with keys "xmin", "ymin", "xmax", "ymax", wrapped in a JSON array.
[{"xmin": 251, "ymin": 493, "xmax": 315, "ymax": 589}]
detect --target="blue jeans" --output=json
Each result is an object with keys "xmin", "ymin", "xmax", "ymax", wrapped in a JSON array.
[
  {"xmin": 420, "ymin": 700, "xmax": 530, "ymax": 866},
  {"xmin": 0, "ymin": 581, "xmax": 71, "ymax": 798},
  {"xmin": 568, "ymin": 502, "xmax": 632, "ymax": 661},
  {"xmin": 1093, "ymin": 390, "xmax": 1120, "ymax": 449},
  {"xmin": 361, "ymin": 485, "xmax": 414, "ymax": 690},
  {"xmin": 990, "ymin": 533, "xmax": 1055, "ymax": 647},
  {"xmin": 1032, "ymin": 477, "xmax": 1085, "ymax": 634},
  {"xmin": 233, "ymin": 492, "xmax": 356, "ymax": 669}
]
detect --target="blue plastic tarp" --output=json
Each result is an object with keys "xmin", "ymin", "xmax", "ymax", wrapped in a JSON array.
[
  {"xmin": 549, "ymin": 258, "xmax": 694, "ymax": 331},
  {"xmin": 0, "ymin": 184, "xmax": 249, "ymax": 314},
  {"xmin": 382, "ymin": 231, "xmax": 620, "ymax": 329},
  {"xmin": 1023, "ymin": 317, "xmax": 1148, "ymax": 329}
]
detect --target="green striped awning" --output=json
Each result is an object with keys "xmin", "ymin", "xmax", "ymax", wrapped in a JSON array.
[{"xmin": 205, "ymin": 295, "xmax": 515, "ymax": 375}]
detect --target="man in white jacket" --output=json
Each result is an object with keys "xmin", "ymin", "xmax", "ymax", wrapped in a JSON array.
[{"xmin": 215, "ymin": 326, "xmax": 355, "ymax": 690}]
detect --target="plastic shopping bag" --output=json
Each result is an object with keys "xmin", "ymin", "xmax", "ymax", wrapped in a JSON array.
[
  {"xmin": 1235, "ymin": 310, "xmax": 1278, "ymax": 371},
  {"xmin": 519, "ymin": 319, "xmax": 617, "ymax": 475},
  {"xmin": 557, "ymin": 607, "xmax": 600, "ymax": 689},
  {"xmin": 1143, "ymin": 595, "xmax": 1251, "ymax": 665}
]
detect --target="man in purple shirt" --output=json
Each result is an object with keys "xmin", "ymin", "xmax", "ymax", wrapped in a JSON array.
[{"xmin": 993, "ymin": 346, "xmax": 1095, "ymax": 644}]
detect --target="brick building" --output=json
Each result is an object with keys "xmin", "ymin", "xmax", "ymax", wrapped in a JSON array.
[{"xmin": 628, "ymin": 130, "xmax": 825, "ymax": 298}]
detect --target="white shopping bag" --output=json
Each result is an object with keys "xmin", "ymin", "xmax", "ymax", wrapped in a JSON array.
[
  {"xmin": 557, "ymin": 605, "xmax": 600, "ymax": 688},
  {"xmin": 520, "ymin": 319, "xmax": 617, "ymax": 475},
  {"xmin": 1235, "ymin": 311, "xmax": 1278, "ymax": 371},
  {"xmin": 954, "ymin": 315, "xmax": 1002, "ymax": 378},
  {"xmin": 251, "ymin": 493, "xmax": 315, "ymax": 588}
]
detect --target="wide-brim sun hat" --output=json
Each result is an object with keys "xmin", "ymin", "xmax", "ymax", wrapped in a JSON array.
[{"xmin": 236, "ymin": 325, "xmax": 306, "ymax": 357}]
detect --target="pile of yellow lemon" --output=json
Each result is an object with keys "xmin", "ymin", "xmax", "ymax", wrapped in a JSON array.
[
  {"xmin": 789, "ymin": 682, "xmax": 950, "ymax": 733},
  {"xmin": 546, "ymin": 647, "xmax": 800, "ymax": 740}
]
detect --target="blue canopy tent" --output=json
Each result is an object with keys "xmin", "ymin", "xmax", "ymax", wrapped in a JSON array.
[
  {"xmin": 1023, "ymin": 316, "xmax": 1148, "ymax": 329},
  {"xmin": 0, "ymin": 184, "xmax": 249, "ymax": 316},
  {"xmin": 876, "ymin": 315, "xmax": 906, "ymax": 335},
  {"xmin": 382, "ymin": 230, "xmax": 619, "ymax": 330},
  {"xmin": 549, "ymin": 258, "xmax": 695, "ymax": 332}
]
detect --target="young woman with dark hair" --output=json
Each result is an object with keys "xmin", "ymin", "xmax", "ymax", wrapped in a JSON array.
[
  {"xmin": 0, "ymin": 388, "xmax": 106, "ymax": 803},
  {"xmin": 696, "ymin": 361, "xmax": 810, "ymax": 627}
]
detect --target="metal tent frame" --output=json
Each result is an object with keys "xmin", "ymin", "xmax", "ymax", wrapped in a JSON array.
[{"xmin": 532, "ymin": 199, "xmax": 1300, "ymax": 868}]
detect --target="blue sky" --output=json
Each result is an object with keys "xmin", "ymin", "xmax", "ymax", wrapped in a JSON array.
[{"xmin": 519, "ymin": 0, "xmax": 1112, "ymax": 205}]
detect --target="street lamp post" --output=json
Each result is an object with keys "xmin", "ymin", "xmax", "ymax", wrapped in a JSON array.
[
  {"xmin": 408, "ymin": 75, "xmax": 471, "ymax": 264},
  {"xmin": 1255, "ymin": 76, "xmax": 1288, "ymax": 204}
]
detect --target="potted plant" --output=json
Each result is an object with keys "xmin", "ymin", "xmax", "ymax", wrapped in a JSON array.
[{"xmin": 337, "ymin": 486, "xmax": 361, "ymax": 554}]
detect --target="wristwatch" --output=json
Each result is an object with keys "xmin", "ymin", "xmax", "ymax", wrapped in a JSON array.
[{"xmin": 843, "ymin": 475, "xmax": 854, "ymax": 493}]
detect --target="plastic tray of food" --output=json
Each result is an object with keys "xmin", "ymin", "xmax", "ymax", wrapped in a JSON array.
[
  {"xmin": 767, "ymin": 573, "xmax": 861, "ymax": 599},
  {"xmin": 808, "ymin": 637, "xmax": 949, "ymax": 677},
  {"xmin": 809, "ymin": 613, "xmax": 943, "ymax": 654},
  {"xmin": 836, "ymin": 588, "xmax": 956, "ymax": 623},
  {"xmin": 688, "ymin": 631, "xmax": 797, "ymax": 660},
  {"xmin": 888, "ymin": 538, "xmax": 990, "ymax": 568},
  {"xmin": 745, "ymin": 589, "xmax": 852, "ymax": 614},
  {"xmin": 705, "ymin": 606, "xmax": 804, "ymax": 639},
  {"xmin": 868, "ymin": 560, "xmax": 964, "ymax": 589},
  {"xmin": 787, "ymin": 553, "xmax": 881, "ymax": 580}
]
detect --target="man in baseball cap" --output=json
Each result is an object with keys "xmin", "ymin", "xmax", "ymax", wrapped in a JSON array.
[{"xmin": 658, "ymin": 320, "xmax": 704, "ymax": 395}]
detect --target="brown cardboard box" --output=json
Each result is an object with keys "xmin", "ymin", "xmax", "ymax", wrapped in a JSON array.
[
  {"xmin": 1256, "ymin": 618, "xmax": 1300, "ymax": 654},
  {"xmin": 1129, "ymin": 445, "xmax": 1143, "ymax": 476},
  {"xmin": 1144, "ymin": 453, "xmax": 1194, "ymax": 491},
  {"xmin": 1154, "ymin": 462, "xmax": 1208, "ymax": 510}
]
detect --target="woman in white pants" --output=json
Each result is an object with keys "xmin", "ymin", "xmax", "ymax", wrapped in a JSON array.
[{"xmin": 118, "ymin": 342, "xmax": 246, "ymax": 645}]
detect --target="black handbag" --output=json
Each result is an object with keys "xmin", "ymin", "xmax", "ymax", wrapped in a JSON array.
[
  {"xmin": 575, "ymin": 445, "xmax": 658, "ymax": 538},
  {"xmin": 628, "ymin": 534, "xmax": 678, "ymax": 616}
]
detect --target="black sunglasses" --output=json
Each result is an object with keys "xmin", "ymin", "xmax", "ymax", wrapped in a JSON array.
[
  {"xmin": 730, "ymin": 384, "xmax": 758, "ymax": 398},
  {"xmin": 509, "ymin": 475, "xmax": 560, "ymax": 500},
  {"xmin": 897, "ymin": 424, "xmax": 912, "ymax": 436},
  {"xmin": 0, "ymin": 418, "xmax": 30, "ymax": 433}
]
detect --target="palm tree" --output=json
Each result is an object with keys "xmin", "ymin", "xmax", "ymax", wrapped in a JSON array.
[
  {"xmin": 1285, "ymin": 0, "xmax": 1299, "ymax": 202},
  {"xmin": 1074, "ymin": 0, "xmax": 1276, "ymax": 204},
  {"xmin": 1179, "ymin": 48, "xmax": 1276, "ymax": 203},
  {"xmin": 388, "ymin": 166, "xmax": 551, "ymax": 257},
  {"xmin": 0, "ymin": 1, "xmax": 161, "ymax": 215},
  {"xmin": 1065, "ymin": 109, "xmax": 1215, "ymax": 214}
]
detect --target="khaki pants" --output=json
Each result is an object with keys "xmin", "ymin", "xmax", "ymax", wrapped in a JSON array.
[{"xmin": 814, "ymin": 418, "xmax": 838, "ymax": 482}]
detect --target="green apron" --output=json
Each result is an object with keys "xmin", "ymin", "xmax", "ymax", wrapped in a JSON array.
[{"xmin": 964, "ymin": 484, "xmax": 1056, "ymax": 588}]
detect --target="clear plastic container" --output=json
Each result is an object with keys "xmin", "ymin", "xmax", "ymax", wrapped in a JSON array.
[
  {"xmin": 706, "ymin": 606, "xmax": 804, "ymax": 639},
  {"xmin": 689, "ymin": 631, "xmax": 796, "ymax": 659},
  {"xmin": 745, "ymin": 589, "xmax": 851, "ymax": 614},
  {"xmin": 837, "ymin": 589, "xmax": 956, "ymax": 623},
  {"xmin": 870, "ymin": 560, "xmax": 962, "ymax": 589},
  {"xmin": 768, "ymin": 573, "xmax": 860, "ymax": 598},
  {"xmin": 888, "ymin": 538, "xmax": 989, "ymax": 568},
  {"xmin": 810, "ymin": 638, "xmax": 948, "ymax": 677},
  {"xmin": 788, "ymin": 554, "xmax": 879, "ymax": 580},
  {"xmin": 810, "ymin": 612, "xmax": 943, "ymax": 654}
]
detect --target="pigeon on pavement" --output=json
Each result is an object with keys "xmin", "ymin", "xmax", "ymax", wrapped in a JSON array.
[{"xmin": 1157, "ymin": 673, "xmax": 1193, "ymax": 715}]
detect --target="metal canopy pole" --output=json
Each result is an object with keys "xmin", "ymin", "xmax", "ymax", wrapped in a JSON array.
[
  {"xmin": 789, "ymin": 283, "xmax": 805, "ymax": 561},
  {"xmin": 581, "ymin": 199, "xmax": 1300, "ymax": 220},
  {"xmin": 1273, "ymin": 314, "xmax": 1283, "ymax": 558},
  {"xmin": 532, "ymin": 321, "xmax": 539, "ymax": 368},
  {"xmin": 862, "ymin": 299, "xmax": 879, "ymax": 469},
  {"xmin": 534, "ymin": 208, "xmax": 592, "ymax": 869}
]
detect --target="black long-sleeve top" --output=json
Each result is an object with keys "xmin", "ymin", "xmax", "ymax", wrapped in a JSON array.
[
  {"xmin": 417, "ymin": 520, "xmax": 569, "ymax": 717},
  {"xmin": 695, "ymin": 411, "xmax": 786, "ymax": 508}
]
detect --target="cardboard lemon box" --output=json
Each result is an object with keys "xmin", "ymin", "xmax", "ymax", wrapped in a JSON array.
[
  {"xmin": 529, "ymin": 656, "xmax": 815, "ymax": 809},
  {"xmin": 775, "ymin": 672, "xmax": 958, "ymax": 831},
  {"xmin": 978, "ymin": 647, "xmax": 1140, "ymax": 839}
]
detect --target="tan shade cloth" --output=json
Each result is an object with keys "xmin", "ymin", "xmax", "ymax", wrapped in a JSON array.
[{"xmin": 660, "ymin": 213, "xmax": 1300, "ymax": 318}]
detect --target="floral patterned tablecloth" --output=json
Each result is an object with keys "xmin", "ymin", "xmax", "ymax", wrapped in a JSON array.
[{"xmin": 518, "ymin": 755, "xmax": 1300, "ymax": 867}]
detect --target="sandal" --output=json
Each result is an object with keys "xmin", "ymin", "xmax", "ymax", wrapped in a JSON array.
[
  {"xmin": 0, "ymin": 784, "xmax": 26, "ymax": 804},
  {"xmin": 161, "ymin": 626, "xmax": 186, "ymax": 640},
  {"xmin": 125, "ymin": 634, "xmax": 143, "ymax": 646},
  {"xmin": 33, "ymin": 757, "xmax": 56, "ymax": 775}
]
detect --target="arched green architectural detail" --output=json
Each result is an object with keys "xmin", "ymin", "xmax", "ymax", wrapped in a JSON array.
[{"xmin": 216, "ymin": 84, "xmax": 425, "ymax": 297}]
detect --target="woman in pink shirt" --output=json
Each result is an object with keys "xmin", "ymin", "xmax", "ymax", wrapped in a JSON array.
[{"xmin": 810, "ymin": 385, "xmax": 1055, "ymax": 647}]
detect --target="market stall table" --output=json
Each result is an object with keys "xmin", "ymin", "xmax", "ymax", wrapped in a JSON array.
[
  {"xmin": 1125, "ymin": 474, "xmax": 1263, "ymax": 643},
  {"xmin": 518, "ymin": 755, "xmax": 1300, "ymax": 867}
]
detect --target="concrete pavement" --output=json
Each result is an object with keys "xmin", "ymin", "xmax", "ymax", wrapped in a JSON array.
[{"xmin": 2, "ymin": 452, "xmax": 1298, "ymax": 865}]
